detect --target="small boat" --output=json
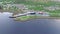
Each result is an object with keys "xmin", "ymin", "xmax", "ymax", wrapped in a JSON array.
[
  {"xmin": 9, "ymin": 14, "xmax": 21, "ymax": 18},
  {"xmin": 9, "ymin": 16, "xmax": 17, "ymax": 18}
]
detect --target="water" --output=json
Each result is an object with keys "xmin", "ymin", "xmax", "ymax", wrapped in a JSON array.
[{"xmin": 0, "ymin": 12, "xmax": 60, "ymax": 34}]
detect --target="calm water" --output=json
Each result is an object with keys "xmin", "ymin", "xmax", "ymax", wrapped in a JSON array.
[{"xmin": 0, "ymin": 12, "xmax": 60, "ymax": 34}]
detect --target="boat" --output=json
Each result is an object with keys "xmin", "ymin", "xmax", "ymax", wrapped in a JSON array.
[{"xmin": 9, "ymin": 16, "xmax": 17, "ymax": 18}]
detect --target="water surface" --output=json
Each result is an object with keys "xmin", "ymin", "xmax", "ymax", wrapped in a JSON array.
[{"xmin": 0, "ymin": 12, "xmax": 60, "ymax": 34}]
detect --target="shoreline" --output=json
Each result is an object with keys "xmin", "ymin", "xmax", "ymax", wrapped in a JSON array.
[
  {"xmin": 13, "ymin": 16, "xmax": 60, "ymax": 21},
  {"xmin": 36, "ymin": 16, "xmax": 60, "ymax": 19}
]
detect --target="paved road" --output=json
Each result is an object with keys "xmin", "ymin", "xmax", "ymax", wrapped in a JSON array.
[{"xmin": 0, "ymin": 12, "xmax": 60, "ymax": 34}]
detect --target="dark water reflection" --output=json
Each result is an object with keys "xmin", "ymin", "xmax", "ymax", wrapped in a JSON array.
[{"xmin": 0, "ymin": 12, "xmax": 60, "ymax": 34}]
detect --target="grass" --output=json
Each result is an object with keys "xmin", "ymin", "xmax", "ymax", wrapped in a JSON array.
[
  {"xmin": 27, "ymin": 5, "xmax": 44, "ymax": 11},
  {"xmin": 44, "ymin": 10, "xmax": 60, "ymax": 17},
  {"xmin": 49, "ymin": 13, "xmax": 60, "ymax": 17},
  {"xmin": 1, "ymin": 0, "xmax": 60, "ymax": 20},
  {"xmin": 19, "ymin": 16, "xmax": 31, "ymax": 20},
  {"xmin": 14, "ymin": 15, "xmax": 37, "ymax": 21},
  {"xmin": 24, "ymin": 1, "xmax": 60, "ymax": 11}
]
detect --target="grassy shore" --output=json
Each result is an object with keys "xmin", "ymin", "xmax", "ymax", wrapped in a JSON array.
[
  {"xmin": 13, "ymin": 15, "xmax": 60, "ymax": 21},
  {"xmin": 14, "ymin": 15, "xmax": 37, "ymax": 21},
  {"xmin": 1, "ymin": 0, "xmax": 60, "ymax": 21}
]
